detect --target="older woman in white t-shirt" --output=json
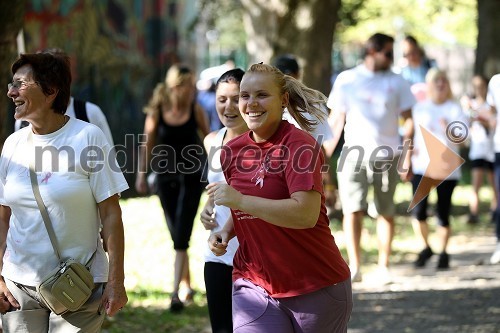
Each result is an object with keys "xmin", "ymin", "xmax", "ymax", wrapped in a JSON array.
[
  {"xmin": 0, "ymin": 52, "xmax": 128, "ymax": 332},
  {"xmin": 410, "ymin": 68, "xmax": 467, "ymax": 270}
]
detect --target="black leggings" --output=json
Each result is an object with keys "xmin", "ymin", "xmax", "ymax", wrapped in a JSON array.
[
  {"xmin": 157, "ymin": 173, "xmax": 205, "ymax": 250},
  {"xmin": 204, "ymin": 262, "xmax": 233, "ymax": 333},
  {"xmin": 411, "ymin": 174, "xmax": 457, "ymax": 227}
]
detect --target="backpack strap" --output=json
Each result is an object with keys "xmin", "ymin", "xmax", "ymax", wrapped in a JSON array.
[{"xmin": 74, "ymin": 99, "xmax": 89, "ymax": 123}]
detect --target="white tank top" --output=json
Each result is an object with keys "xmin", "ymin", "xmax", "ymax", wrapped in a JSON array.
[{"xmin": 204, "ymin": 128, "xmax": 239, "ymax": 265}]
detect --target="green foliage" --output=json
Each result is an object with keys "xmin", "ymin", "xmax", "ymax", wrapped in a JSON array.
[
  {"xmin": 339, "ymin": 0, "xmax": 477, "ymax": 47},
  {"xmin": 195, "ymin": 0, "xmax": 477, "ymax": 71},
  {"xmin": 197, "ymin": 0, "xmax": 246, "ymax": 53},
  {"xmin": 337, "ymin": 0, "xmax": 367, "ymax": 29}
]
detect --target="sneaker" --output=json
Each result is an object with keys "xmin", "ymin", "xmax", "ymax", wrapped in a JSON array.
[
  {"xmin": 375, "ymin": 266, "xmax": 393, "ymax": 285},
  {"xmin": 490, "ymin": 243, "xmax": 500, "ymax": 264},
  {"xmin": 351, "ymin": 268, "xmax": 362, "ymax": 283},
  {"xmin": 170, "ymin": 293, "xmax": 184, "ymax": 313},
  {"xmin": 467, "ymin": 214, "xmax": 478, "ymax": 225},
  {"xmin": 184, "ymin": 289, "xmax": 195, "ymax": 305},
  {"xmin": 437, "ymin": 252, "xmax": 449, "ymax": 269},
  {"xmin": 414, "ymin": 247, "xmax": 434, "ymax": 267}
]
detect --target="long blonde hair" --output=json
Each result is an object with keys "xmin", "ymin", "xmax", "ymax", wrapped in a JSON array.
[
  {"xmin": 425, "ymin": 68, "xmax": 453, "ymax": 102},
  {"xmin": 143, "ymin": 64, "xmax": 194, "ymax": 115},
  {"xmin": 246, "ymin": 63, "xmax": 327, "ymax": 133}
]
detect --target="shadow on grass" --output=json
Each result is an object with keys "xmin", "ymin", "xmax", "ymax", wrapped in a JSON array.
[
  {"xmin": 350, "ymin": 287, "xmax": 500, "ymax": 333},
  {"xmin": 103, "ymin": 289, "xmax": 210, "ymax": 333}
]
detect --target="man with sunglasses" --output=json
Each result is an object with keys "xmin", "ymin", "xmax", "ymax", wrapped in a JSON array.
[{"xmin": 327, "ymin": 33, "xmax": 416, "ymax": 284}]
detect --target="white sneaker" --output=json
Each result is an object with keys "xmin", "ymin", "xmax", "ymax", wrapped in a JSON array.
[
  {"xmin": 351, "ymin": 268, "xmax": 362, "ymax": 282},
  {"xmin": 490, "ymin": 243, "xmax": 500, "ymax": 264},
  {"xmin": 375, "ymin": 266, "xmax": 393, "ymax": 285}
]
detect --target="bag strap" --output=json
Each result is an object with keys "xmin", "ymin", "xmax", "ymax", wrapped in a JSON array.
[
  {"xmin": 27, "ymin": 132, "xmax": 96, "ymax": 267},
  {"xmin": 27, "ymin": 132, "xmax": 63, "ymax": 262}
]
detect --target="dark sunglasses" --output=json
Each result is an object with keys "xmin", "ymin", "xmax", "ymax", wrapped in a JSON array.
[{"xmin": 383, "ymin": 51, "xmax": 394, "ymax": 59}]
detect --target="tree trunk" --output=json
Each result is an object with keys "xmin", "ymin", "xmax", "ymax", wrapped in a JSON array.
[
  {"xmin": 0, "ymin": 0, "xmax": 26, "ymax": 147},
  {"xmin": 241, "ymin": 0, "xmax": 342, "ymax": 95},
  {"xmin": 475, "ymin": 0, "xmax": 500, "ymax": 78}
]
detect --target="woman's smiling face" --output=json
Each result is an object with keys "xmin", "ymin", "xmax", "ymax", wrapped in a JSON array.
[
  {"xmin": 7, "ymin": 65, "xmax": 48, "ymax": 121},
  {"xmin": 238, "ymin": 72, "xmax": 287, "ymax": 142},
  {"xmin": 215, "ymin": 81, "xmax": 246, "ymax": 131}
]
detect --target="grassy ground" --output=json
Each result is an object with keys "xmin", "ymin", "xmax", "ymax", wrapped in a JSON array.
[
  {"xmin": 103, "ymin": 195, "xmax": 211, "ymax": 333},
  {"xmin": 103, "ymin": 182, "xmax": 496, "ymax": 332}
]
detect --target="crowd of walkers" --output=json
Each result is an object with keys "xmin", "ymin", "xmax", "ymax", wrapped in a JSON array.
[{"xmin": 0, "ymin": 31, "xmax": 499, "ymax": 333}]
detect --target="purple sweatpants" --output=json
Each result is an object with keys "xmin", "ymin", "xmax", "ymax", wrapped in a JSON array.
[{"xmin": 232, "ymin": 278, "xmax": 352, "ymax": 333}]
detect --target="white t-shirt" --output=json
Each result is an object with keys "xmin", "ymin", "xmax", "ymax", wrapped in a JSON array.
[
  {"xmin": 0, "ymin": 117, "xmax": 128, "ymax": 286},
  {"xmin": 204, "ymin": 128, "xmax": 239, "ymax": 266},
  {"xmin": 487, "ymin": 74, "xmax": 500, "ymax": 152},
  {"xmin": 411, "ymin": 99, "xmax": 467, "ymax": 179},
  {"xmin": 15, "ymin": 97, "xmax": 114, "ymax": 146},
  {"xmin": 328, "ymin": 64, "xmax": 416, "ymax": 160},
  {"xmin": 282, "ymin": 105, "xmax": 333, "ymax": 144},
  {"xmin": 468, "ymin": 100, "xmax": 495, "ymax": 162}
]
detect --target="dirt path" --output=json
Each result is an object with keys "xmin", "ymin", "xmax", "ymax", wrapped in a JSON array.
[{"xmin": 348, "ymin": 235, "xmax": 500, "ymax": 333}]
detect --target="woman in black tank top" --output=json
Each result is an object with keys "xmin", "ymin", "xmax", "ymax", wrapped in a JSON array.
[{"xmin": 136, "ymin": 64, "xmax": 209, "ymax": 312}]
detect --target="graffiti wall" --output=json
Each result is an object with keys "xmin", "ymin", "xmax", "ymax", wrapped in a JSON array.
[{"xmin": 21, "ymin": 0, "xmax": 195, "ymax": 196}]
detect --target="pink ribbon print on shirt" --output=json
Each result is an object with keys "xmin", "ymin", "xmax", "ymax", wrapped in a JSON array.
[
  {"xmin": 41, "ymin": 172, "xmax": 52, "ymax": 184},
  {"xmin": 251, "ymin": 155, "xmax": 270, "ymax": 189}
]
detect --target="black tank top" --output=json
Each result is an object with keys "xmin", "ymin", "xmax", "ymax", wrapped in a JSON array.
[{"xmin": 153, "ymin": 104, "xmax": 207, "ymax": 175}]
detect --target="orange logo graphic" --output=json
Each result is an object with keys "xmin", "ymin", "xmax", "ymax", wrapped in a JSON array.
[{"xmin": 408, "ymin": 125, "xmax": 466, "ymax": 211}]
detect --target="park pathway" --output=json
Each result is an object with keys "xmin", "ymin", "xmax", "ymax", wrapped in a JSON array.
[{"xmin": 348, "ymin": 234, "xmax": 500, "ymax": 333}]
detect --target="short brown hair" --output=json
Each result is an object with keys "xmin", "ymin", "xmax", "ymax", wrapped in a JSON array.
[
  {"xmin": 11, "ymin": 53, "xmax": 71, "ymax": 114},
  {"xmin": 363, "ymin": 33, "xmax": 394, "ymax": 58}
]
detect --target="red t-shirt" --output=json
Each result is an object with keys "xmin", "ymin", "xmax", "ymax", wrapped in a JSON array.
[{"xmin": 222, "ymin": 121, "xmax": 350, "ymax": 298}]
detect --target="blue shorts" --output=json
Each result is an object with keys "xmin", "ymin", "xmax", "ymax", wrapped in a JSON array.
[{"xmin": 232, "ymin": 278, "xmax": 352, "ymax": 333}]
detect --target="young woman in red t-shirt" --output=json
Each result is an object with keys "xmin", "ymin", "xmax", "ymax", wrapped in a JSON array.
[{"xmin": 207, "ymin": 63, "xmax": 352, "ymax": 332}]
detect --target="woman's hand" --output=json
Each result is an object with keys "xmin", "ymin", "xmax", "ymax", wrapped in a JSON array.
[
  {"xmin": 0, "ymin": 279, "xmax": 19, "ymax": 314},
  {"xmin": 206, "ymin": 183, "xmax": 243, "ymax": 209},
  {"xmin": 101, "ymin": 281, "xmax": 128, "ymax": 317},
  {"xmin": 208, "ymin": 231, "xmax": 230, "ymax": 256},
  {"xmin": 200, "ymin": 201, "xmax": 218, "ymax": 230},
  {"xmin": 98, "ymin": 195, "xmax": 127, "ymax": 317}
]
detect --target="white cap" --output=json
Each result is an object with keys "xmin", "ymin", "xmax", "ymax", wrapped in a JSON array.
[{"xmin": 196, "ymin": 63, "xmax": 234, "ymax": 90}]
